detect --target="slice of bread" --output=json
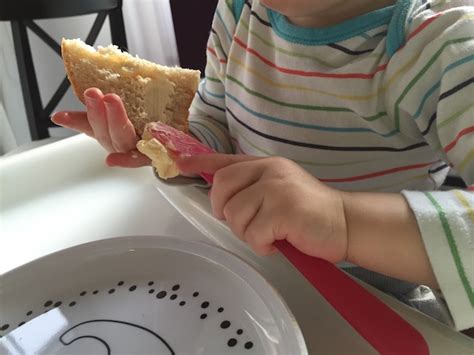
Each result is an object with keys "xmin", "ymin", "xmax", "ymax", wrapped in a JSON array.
[{"xmin": 61, "ymin": 38, "xmax": 200, "ymax": 135}]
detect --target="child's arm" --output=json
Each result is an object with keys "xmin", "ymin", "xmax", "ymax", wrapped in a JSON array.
[
  {"xmin": 341, "ymin": 191, "xmax": 438, "ymax": 289},
  {"xmin": 177, "ymin": 153, "xmax": 439, "ymax": 288},
  {"xmin": 184, "ymin": 0, "xmax": 240, "ymax": 154},
  {"xmin": 385, "ymin": 2, "xmax": 474, "ymax": 330},
  {"xmin": 177, "ymin": 151, "xmax": 471, "ymax": 331}
]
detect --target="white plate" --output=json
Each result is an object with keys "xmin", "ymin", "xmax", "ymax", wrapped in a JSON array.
[{"xmin": 0, "ymin": 236, "xmax": 307, "ymax": 355}]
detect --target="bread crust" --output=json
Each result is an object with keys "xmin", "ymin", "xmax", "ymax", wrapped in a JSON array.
[{"xmin": 62, "ymin": 39, "xmax": 86, "ymax": 105}]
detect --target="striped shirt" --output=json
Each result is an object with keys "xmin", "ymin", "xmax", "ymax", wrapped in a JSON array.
[{"xmin": 188, "ymin": 0, "xmax": 474, "ymax": 330}]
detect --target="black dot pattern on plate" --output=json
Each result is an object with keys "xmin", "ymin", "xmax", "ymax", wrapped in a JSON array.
[
  {"xmin": 220, "ymin": 320, "xmax": 231, "ymax": 329},
  {"xmin": 11, "ymin": 280, "xmax": 255, "ymax": 351},
  {"xmin": 1, "ymin": 324, "xmax": 9, "ymax": 331},
  {"xmin": 156, "ymin": 291, "xmax": 167, "ymax": 299}
]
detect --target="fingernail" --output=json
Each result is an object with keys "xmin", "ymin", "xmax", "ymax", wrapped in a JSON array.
[
  {"xmin": 85, "ymin": 94, "xmax": 98, "ymax": 108},
  {"xmin": 50, "ymin": 113, "xmax": 59, "ymax": 123},
  {"xmin": 51, "ymin": 112, "xmax": 66, "ymax": 123}
]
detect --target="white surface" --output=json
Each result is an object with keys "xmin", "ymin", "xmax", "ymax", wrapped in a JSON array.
[
  {"xmin": 0, "ymin": 135, "xmax": 200, "ymax": 273},
  {"xmin": 1, "ymin": 236, "xmax": 306, "ymax": 354},
  {"xmin": 1, "ymin": 134, "xmax": 473, "ymax": 355}
]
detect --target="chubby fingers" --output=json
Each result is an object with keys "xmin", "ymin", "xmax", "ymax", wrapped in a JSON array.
[
  {"xmin": 224, "ymin": 186, "xmax": 277, "ymax": 256},
  {"xmin": 223, "ymin": 184, "xmax": 262, "ymax": 237},
  {"xmin": 209, "ymin": 159, "xmax": 265, "ymax": 219},
  {"xmin": 103, "ymin": 93, "xmax": 137, "ymax": 152},
  {"xmin": 84, "ymin": 88, "xmax": 115, "ymax": 152},
  {"xmin": 176, "ymin": 153, "xmax": 262, "ymax": 176},
  {"xmin": 245, "ymin": 211, "xmax": 279, "ymax": 256},
  {"xmin": 224, "ymin": 184, "xmax": 277, "ymax": 256},
  {"xmin": 51, "ymin": 111, "xmax": 93, "ymax": 136},
  {"xmin": 177, "ymin": 154, "xmax": 280, "ymax": 256}
]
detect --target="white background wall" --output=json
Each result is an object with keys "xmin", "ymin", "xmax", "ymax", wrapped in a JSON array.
[{"xmin": 0, "ymin": 0, "xmax": 179, "ymax": 151}]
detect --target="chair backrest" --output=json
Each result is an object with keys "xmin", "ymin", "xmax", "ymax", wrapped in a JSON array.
[
  {"xmin": 0, "ymin": 0, "xmax": 120, "ymax": 21},
  {"xmin": 0, "ymin": 0, "xmax": 127, "ymax": 140},
  {"xmin": 170, "ymin": 0, "xmax": 217, "ymax": 75}
]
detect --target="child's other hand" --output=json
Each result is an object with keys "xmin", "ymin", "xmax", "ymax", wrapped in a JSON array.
[
  {"xmin": 52, "ymin": 88, "xmax": 150, "ymax": 168},
  {"xmin": 177, "ymin": 154, "xmax": 348, "ymax": 262}
]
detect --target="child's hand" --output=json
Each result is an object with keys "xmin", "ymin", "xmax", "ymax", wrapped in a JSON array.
[
  {"xmin": 52, "ymin": 88, "xmax": 150, "ymax": 168},
  {"xmin": 177, "ymin": 154, "xmax": 348, "ymax": 262}
]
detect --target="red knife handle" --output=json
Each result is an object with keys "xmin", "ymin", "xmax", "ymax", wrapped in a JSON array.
[{"xmin": 275, "ymin": 240, "xmax": 429, "ymax": 355}]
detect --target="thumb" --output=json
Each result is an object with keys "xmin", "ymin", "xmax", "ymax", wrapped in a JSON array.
[{"xmin": 175, "ymin": 153, "xmax": 261, "ymax": 175}]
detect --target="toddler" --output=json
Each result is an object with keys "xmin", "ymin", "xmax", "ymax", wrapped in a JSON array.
[{"xmin": 53, "ymin": 0, "xmax": 474, "ymax": 331}]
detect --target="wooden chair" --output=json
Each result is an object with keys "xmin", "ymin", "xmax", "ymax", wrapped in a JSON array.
[{"xmin": 0, "ymin": 0, "xmax": 127, "ymax": 140}]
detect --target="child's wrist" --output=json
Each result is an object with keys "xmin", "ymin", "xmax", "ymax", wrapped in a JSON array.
[
  {"xmin": 340, "ymin": 191, "xmax": 353, "ymax": 263},
  {"xmin": 319, "ymin": 186, "xmax": 350, "ymax": 263}
]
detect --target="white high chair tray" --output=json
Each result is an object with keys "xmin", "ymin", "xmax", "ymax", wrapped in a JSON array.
[{"xmin": 1, "ymin": 134, "xmax": 473, "ymax": 355}]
